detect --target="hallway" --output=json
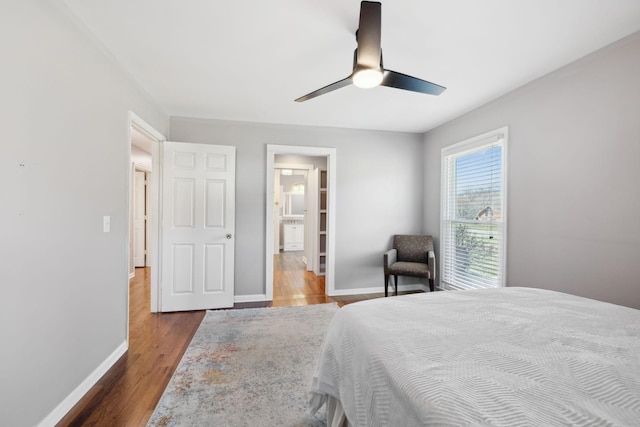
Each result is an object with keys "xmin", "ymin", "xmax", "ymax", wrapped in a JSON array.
[{"xmin": 272, "ymin": 251, "xmax": 330, "ymax": 306}]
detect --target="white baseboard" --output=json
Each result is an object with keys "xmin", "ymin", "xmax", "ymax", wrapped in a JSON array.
[
  {"xmin": 129, "ymin": 272, "xmax": 135, "ymax": 279},
  {"xmin": 234, "ymin": 294, "xmax": 268, "ymax": 303},
  {"xmin": 233, "ymin": 284, "xmax": 429, "ymax": 303},
  {"xmin": 38, "ymin": 341, "xmax": 128, "ymax": 427},
  {"xmin": 329, "ymin": 283, "xmax": 429, "ymax": 297}
]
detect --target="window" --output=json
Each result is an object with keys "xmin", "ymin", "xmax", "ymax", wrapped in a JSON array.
[{"xmin": 440, "ymin": 127, "xmax": 507, "ymax": 290}]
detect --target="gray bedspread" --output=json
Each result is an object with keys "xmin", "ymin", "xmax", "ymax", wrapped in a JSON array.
[{"xmin": 310, "ymin": 287, "xmax": 640, "ymax": 426}]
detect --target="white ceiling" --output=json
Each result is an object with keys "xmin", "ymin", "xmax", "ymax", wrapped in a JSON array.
[{"xmin": 61, "ymin": 0, "xmax": 640, "ymax": 133}]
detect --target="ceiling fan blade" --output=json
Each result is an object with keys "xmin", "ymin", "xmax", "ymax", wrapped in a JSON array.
[
  {"xmin": 356, "ymin": 1, "xmax": 382, "ymax": 69},
  {"xmin": 381, "ymin": 70, "xmax": 446, "ymax": 95},
  {"xmin": 294, "ymin": 76, "xmax": 352, "ymax": 102}
]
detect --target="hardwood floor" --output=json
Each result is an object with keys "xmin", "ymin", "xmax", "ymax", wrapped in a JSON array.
[
  {"xmin": 57, "ymin": 269, "xmax": 205, "ymax": 427},
  {"xmin": 58, "ymin": 256, "xmax": 420, "ymax": 426},
  {"xmin": 272, "ymin": 251, "xmax": 331, "ymax": 306}
]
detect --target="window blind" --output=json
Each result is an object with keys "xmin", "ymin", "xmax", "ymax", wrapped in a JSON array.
[{"xmin": 440, "ymin": 129, "xmax": 507, "ymax": 290}]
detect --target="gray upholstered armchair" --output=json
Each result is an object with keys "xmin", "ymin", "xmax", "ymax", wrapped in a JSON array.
[{"xmin": 383, "ymin": 235, "xmax": 436, "ymax": 296}]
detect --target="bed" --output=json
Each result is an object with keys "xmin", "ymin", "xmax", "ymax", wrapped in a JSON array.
[{"xmin": 309, "ymin": 287, "xmax": 640, "ymax": 426}]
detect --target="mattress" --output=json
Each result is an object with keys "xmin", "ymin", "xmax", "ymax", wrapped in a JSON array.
[{"xmin": 309, "ymin": 287, "xmax": 640, "ymax": 426}]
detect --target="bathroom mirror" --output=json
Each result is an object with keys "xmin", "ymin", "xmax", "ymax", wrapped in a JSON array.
[{"xmin": 284, "ymin": 192, "xmax": 305, "ymax": 217}]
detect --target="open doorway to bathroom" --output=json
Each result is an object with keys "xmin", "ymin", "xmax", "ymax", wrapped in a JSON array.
[{"xmin": 272, "ymin": 154, "xmax": 328, "ymax": 305}]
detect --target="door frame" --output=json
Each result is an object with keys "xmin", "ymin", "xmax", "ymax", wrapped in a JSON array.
[
  {"xmin": 265, "ymin": 145, "xmax": 337, "ymax": 300},
  {"xmin": 127, "ymin": 112, "xmax": 165, "ymax": 322}
]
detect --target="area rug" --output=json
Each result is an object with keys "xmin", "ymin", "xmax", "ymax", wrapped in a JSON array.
[{"xmin": 147, "ymin": 303, "xmax": 339, "ymax": 427}]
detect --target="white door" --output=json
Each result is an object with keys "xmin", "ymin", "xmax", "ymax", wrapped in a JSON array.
[
  {"xmin": 133, "ymin": 170, "xmax": 146, "ymax": 267},
  {"xmin": 273, "ymin": 171, "xmax": 281, "ymax": 253},
  {"xmin": 161, "ymin": 141, "xmax": 235, "ymax": 311},
  {"xmin": 305, "ymin": 169, "xmax": 318, "ymax": 271}
]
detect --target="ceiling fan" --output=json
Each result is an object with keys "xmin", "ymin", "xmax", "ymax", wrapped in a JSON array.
[{"xmin": 295, "ymin": 1, "xmax": 446, "ymax": 102}]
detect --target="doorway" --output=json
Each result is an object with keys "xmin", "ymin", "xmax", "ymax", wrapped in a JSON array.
[
  {"xmin": 265, "ymin": 145, "xmax": 337, "ymax": 302},
  {"xmin": 127, "ymin": 112, "xmax": 165, "ymax": 323},
  {"xmin": 129, "ymin": 127, "xmax": 153, "ymax": 278},
  {"xmin": 133, "ymin": 169, "xmax": 149, "ymax": 269},
  {"xmin": 274, "ymin": 165, "xmax": 311, "ymax": 261},
  {"xmin": 273, "ymin": 164, "xmax": 312, "ymax": 304}
]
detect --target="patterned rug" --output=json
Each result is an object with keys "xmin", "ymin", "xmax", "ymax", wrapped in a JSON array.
[{"xmin": 147, "ymin": 303, "xmax": 339, "ymax": 427}]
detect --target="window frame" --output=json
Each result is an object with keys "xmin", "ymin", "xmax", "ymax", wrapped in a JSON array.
[{"xmin": 439, "ymin": 126, "xmax": 508, "ymax": 290}]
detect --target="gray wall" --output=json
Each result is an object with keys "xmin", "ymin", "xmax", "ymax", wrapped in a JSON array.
[
  {"xmin": 6, "ymin": 3, "xmax": 637, "ymax": 424},
  {"xmin": 423, "ymin": 32, "xmax": 640, "ymax": 308},
  {"xmin": 0, "ymin": 2, "xmax": 168, "ymax": 426},
  {"xmin": 170, "ymin": 117, "xmax": 424, "ymax": 295}
]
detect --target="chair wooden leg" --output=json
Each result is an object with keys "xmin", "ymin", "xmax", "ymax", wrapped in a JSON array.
[
  {"xmin": 384, "ymin": 274, "xmax": 389, "ymax": 297},
  {"xmin": 394, "ymin": 275, "xmax": 398, "ymax": 296},
  {"xmin": 429, "ymin": 278, "xmax": 435, "ymax": 292}
]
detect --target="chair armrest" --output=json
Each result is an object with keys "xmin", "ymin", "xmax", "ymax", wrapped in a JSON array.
[
  {"xmin": 383, "ymin": 249, "xmax": 397, "ymax": 274},
  {"xmin": 428, "ymin": 250, "xmax": 436, "ymax": 280}
]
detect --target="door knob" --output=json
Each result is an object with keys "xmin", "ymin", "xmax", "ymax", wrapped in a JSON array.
[{"xmin": 226, "ymin": 233, "xmax": 232, "ymax": 239}]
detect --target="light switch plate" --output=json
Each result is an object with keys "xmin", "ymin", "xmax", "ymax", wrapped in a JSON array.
[{"xmin": 103, "ymin": 216, "xmax": 111, "ymax": 233}]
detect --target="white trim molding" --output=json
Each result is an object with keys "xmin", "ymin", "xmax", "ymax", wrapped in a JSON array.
[
  {"xmin": 265, "ymin": 145, "xmax": 337, "ymax": 300},
  {"xmin": 127, "ymin": 111, "xmax": 166, "ymax": 317},
  {"xmin": 330, "ymin": 283, "xmax": 430, "ymax": 296},
  {"xmin": 37, "ymin": 341, "xmax": 127, "ymax": 427},
  {"xmin": 234, "ymin": 294, "xmax": 268, "ymax": 303},
  {"xmin": 440, "ymin": 126, "xmax": 508, "ymax": 290}
]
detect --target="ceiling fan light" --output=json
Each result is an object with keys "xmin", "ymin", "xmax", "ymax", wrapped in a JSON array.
[{"xmin": 352, "ymin": 68, "xmax": 383, "ymax": 89}]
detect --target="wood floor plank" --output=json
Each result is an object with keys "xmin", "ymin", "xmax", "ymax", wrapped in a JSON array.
[{"xmin": 56, "ymin": 269, "xmax": 204, "ymax": 427}]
